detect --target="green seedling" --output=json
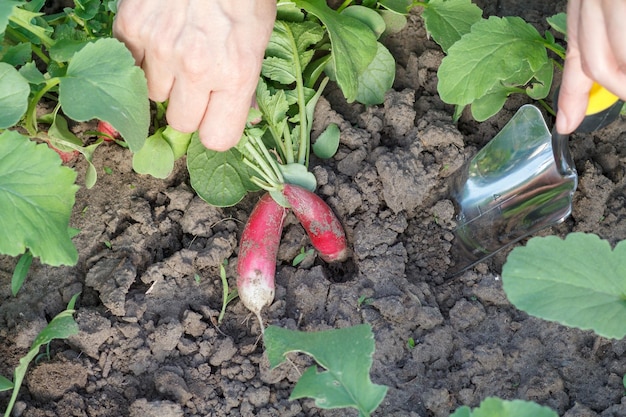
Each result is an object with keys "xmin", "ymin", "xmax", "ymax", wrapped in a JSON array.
[
  {"xmin": 357, "ymin": 295, "xmax": 373, "ymax": 310},
  {"xmin": 10, "ymin": 250, "xmax": 32, "ymax": 296},
  {"xmin": 432, "ymin": 0, "xmax": 567, "ymax": 121},
  {"xmin": 264, "ymin": 324, "xmax": 388, "ymax": 417},
  {"xmin": 292, "ymin": 247, "xmax": 315, "ymax": 266},
  {"xmin": 1, "ymin": 293, "xmax": 80, "ymax": 417},
  {"xmin": 450, "ymin": 397, "xmax": 558, "ymax": 417},
  {"xmin": 502, "ymin": 233, "xmax": 626, "ymax": 339},
  {"xmin": 218, "ymin": 260, "xmax": 238, "ymax": 325},
  {"xmin": 406, "ymin": 337, "xmax": 416, "ymax": 349}
]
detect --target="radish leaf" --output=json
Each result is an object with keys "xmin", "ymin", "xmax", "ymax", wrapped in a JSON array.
[
  {"xmin": 187, "ymin": 133, "xmax": 257, "ymax": 207},
  {"xmin": 312, "ymin": 123, "xmax": 340, "ymax": 160},
  {"xmin": 262, "ymin": 20, "xmax": 324, "ymax": 85},
  {"xmin": 355, "ymin": 42, "xmax": 395, "ymax": 106},
  {"xmin": 547, "ymin": 12, "xmax": 567, "ymax": 36},
  {"xmin": 0, "ymin": 375, "xmax": 12, "ymax": 392},
  {"xmin": 422, "ymin": 0, "xmax": 483, "ymax": 53},
  {"xmin": 0, "ymin": 1, "xmax": 25, "ymax": 34},
  {"xmin": 502, "ymin": 233, "xmax": 626, "ymax": 339},
  {"xmin": 11, "ymin": 251, "xmax": 32, "ymax": 296},
  {"xmin": 340, "ymin": 5, "xmax": 386, "ymax": 39},
  {"xmin": 0, "ymin": 130, "xmax": 78, "ymax": 266},
  {"xmin": 437, "ymin": 16, "xmax": 551, "ymax": 118},
  {"xmin": 265, "ymin": 324, "xmax": 388, "ymax": 416},
  {"xmin": 132, "ymin": 129, "xmax": 175, "ymax": 179},
  {"xmin": 59, "ymin": 38, "xmax": 149, "ymax": 152},
  {"xmin": 0, "ymin": 63, "xmax": 29, "ymax": 129},
  {"xmin": 295, "ymin": 0, "xmax": 377, "ymax": 102},
  {"xmin": 450, "ymin": 397, "xmax": 558, "ymax": 417}
]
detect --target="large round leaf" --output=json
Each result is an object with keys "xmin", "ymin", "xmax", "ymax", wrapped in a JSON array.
[{"xmin": 0, "ymin": 131, "xmax": 78, "ymax": 265}]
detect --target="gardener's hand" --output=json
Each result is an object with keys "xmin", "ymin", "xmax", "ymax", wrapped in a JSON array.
[
  {"xmin": 113, "ymin": 0, "xmax": 276, "ymax": 151},
  {"xmin": 556, "ymin": 0, "xmax": 626, "ymax": 134}
]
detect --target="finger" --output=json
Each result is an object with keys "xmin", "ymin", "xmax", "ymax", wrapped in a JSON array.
[
  {"xmin": 578, "ymin": 1, "xmax": 626, "ymax": 97},
  {"xmin": 197, "ymin": 89, "xmax": 254, "ymax": 151},
  {"xmin": 557, "ymin": 57, "xmax": 594, "ymax": 134},
  {"xmin": 556, "ymin": 0, "xmax": 590, "ymax": 134},
  {"xmin": 165, "ymin": 75, "xmax": 211, "ymax": 134},
  {"xmin": 112, "ymin": 2, "xmax": 145, "ymax": 65},
  {"xmin": 602, "ymin": 0, "xmax": 626, "ymax": 96},
  {"xmin": 141, "ymin": 53, "xmax": 176, "ymax": 103}
]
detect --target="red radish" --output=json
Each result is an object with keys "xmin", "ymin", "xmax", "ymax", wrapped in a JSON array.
[
  {"xmin": 237, "ymin": 193, "xmax": 286, "ymax": 326},
  {"xmin": 44, "ymin": 140, "xmax": 79, "ymax": 164},
  {"xmin": 282, "ymin": 183, "xmax": 348, "ymax": 263},
  {"xmin": 97, "ymin": 120, "xmax": 121, "ymax": 142}
]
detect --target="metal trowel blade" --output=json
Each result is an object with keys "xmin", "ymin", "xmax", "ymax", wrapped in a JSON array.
[{"xmin": 446, "ymin": 105, "xmax": 578, "ymax": 276}]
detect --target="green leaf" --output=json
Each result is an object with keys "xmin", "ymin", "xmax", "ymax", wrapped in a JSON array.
[
  {"xmin": 341, "ymin": 5, "xmax": 386, "ymax": 39},
  {"xmin": 470, "ymin": 89, "xmax": 508, "ymax": 121},
  {"xmin": 437, "ymin": 16, "xmax": 550, "ymax": 108},
  {"xmin": 525, "ymin": 60, "xmax": 553, "ymax": 100},
  {"xmin": 279, "ymin": 163, "xmax": 317, "ymax": 191},
  {"xmin": 45, "ymin": 112, "xmax": 101, "ymax": 189},
  {"xmin": 312, "ymin": 123, "xmax": 340, "ymax": 159},
  {"xmin": 11, "ymin": 250, "xmax": 32, "ymax": 296},
  {"xmin": 1, "ymin": 42, "xmax": 31, "ymax": 66},
  {"xmin": 132, "ymin": 129, "xmax": 175, "ymax": 179},
  {"xmin": 547, "ymin": 12, "xmax": 567, "ymax": 36},
  {"xmin": 379, "ymin": 9, "xmax": 407, "ymax": 36},
  {"xmin": 0, "ymin": 62, "xmax": 29, "ymax": 129},
  {"xmin": 187, "ymin": 133, "xmax": 257, "ymax": 207},
  {"xmin": 0, "ymin": 375, "xmax": 13, "ymax": 392},
  {"xmin": 59, "ymin": 38, "xmax": 149, "ymax": 152},
  {"xmin": 295, "ymin": 0, "xmax": 378, "ymax": 102},
  {"xmin": 162, "ymin": 125, "xmax": 192, "ymax": 160},
  {"xmin": 73, "ymin": 0, "xmax": 100, "ymax": 20},
  {"xmin": 377, "ymin": 0, "xmax": 412, "ymax": 14},
  {"xmin": 355, "ymin": 42, "xmax": 395, "ymax": 105},
  {"xmin": 263, "ymin": 20, "xmax": 325, "ymax": 85},
  {"xmin": 49, "ymin": 39, "xmax": 92, "ymax": 62},
  {"xmin": 265, "ymin": 324, "xmax": 388, "ymax": 416},
  {"xmin": 422, "ymin": 0, "xmax": 483, "ymax": 53},
  {"xmin": 450, "ymin": 397, "xmax": 558, "ymax": 417},
  {"xmin": 18, "ymin": 61, "xmax": 45, "ymax": 84},
  {"xmin": 502, "ymin": 233, "xmax": 626, "ymax": 339},
  {"xmin": 0, "ymin": 130, "xmax": 78, "ymax": 266},
  {"xmin": 0, "ymin": 0, "xmax": 25, "ymax": 34}
]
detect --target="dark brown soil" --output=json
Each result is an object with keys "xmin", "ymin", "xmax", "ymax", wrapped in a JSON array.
[{"xmin": 3, "ymin": 1, "xmax": 626, "ymax": 416}]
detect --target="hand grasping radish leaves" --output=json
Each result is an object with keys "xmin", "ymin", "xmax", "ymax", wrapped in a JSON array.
[{"xmin": 188, "ymin": 2, "xmax": 392, "ymax": 319}]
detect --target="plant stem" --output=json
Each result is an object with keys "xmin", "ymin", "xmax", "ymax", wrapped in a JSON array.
[
  {"xmin": 336, "ymin": 0, "xmax": 353, "ymax": 13},
  {"xmin": 544, "ymin": 41, "xmax": 566, "ymax": 60},
  {"xmin": 24, "ymin": 78, "xmax": 61, "ymax": 136},
  {"xmin": 9, "ymin": 13, "xmax": 55, "ymax": 50},
  {"xmin": 280, "ymin": 22, "xmax": 308, "ymax": 166}
]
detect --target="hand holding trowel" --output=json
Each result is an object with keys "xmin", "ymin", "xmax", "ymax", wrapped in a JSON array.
[{"xmin": 447, "ymin": 84, "xmax": 623, "ymax": 276}]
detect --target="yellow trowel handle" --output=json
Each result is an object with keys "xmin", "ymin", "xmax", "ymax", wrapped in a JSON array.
[
  {"xmin": 577, "ymin": 83, "xmax": 623, "ymax": 133},
  {"xmin": 586, "ymin": 83, "xmax": 620, "ymax": 115}
]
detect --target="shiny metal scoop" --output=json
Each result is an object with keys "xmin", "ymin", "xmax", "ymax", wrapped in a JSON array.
[{"xmin": 447, "ymin": 105, "xmax": 577, "ymax": 275}]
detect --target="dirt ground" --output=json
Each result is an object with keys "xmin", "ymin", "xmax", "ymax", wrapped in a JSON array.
[{"xmin": 3, "ymin": 1, "xmax": 626, "ymax": 416}]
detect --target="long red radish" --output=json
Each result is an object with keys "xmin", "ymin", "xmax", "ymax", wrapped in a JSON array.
[
  {"xmin": 97, "ymin": 120, "xmax": 121, "ymax": 142},
  {"xmin": 237, "ymin": 193, "xmax": 286, "ymax": 327},
  {"xmin": 282, "ymin": 183, "xmax": 348, "ymax": 263}
]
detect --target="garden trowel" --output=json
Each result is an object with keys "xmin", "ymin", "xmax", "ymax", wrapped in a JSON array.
[{"xmin": 447, "ymin": 84, "xmax": 622, "ymax": 276}]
